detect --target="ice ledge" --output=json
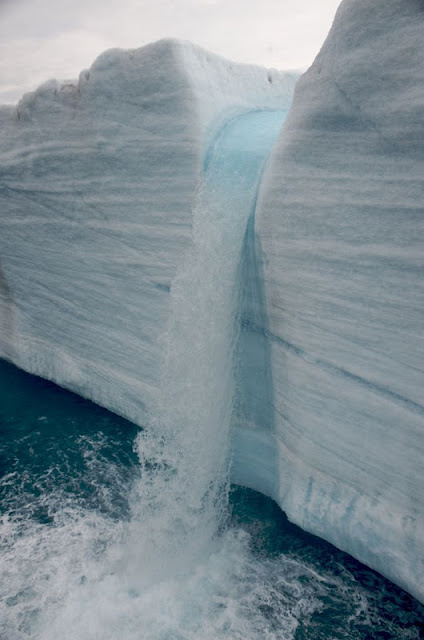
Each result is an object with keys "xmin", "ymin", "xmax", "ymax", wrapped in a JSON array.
[{"xmin": 9, "ymin": 39, "xmax": 297, "ymax": 138}]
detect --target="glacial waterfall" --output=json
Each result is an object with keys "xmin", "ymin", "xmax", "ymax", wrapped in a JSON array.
[
  {"xmin": 2, "ymin": 105, "xmax": 424, "ymax": 639},
  {"xmin": 128, "ymin": 109, "xmax": 288, "ymax": 583}
]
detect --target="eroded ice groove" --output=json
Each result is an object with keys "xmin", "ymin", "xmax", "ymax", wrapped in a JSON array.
[
  {"xmin": 231, "ymin": 212, "xmax": 279, "ymax": 501},
  {"xmin": 127, "ymin": 108, "xmax": 288, "ymax": 582}
]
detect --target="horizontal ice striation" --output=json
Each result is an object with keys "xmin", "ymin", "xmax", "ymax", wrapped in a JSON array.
[
  {"xmin": 0, "ymin": 40, "xmax": 296, "ymax": 426},
  {"xmin": 256, "ymin": 0, "xmax": 424, "ymax": 602}
]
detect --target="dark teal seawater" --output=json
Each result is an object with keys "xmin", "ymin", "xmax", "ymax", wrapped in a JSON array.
[{"xmin": 1, "ymin": 358, "xmax": 423, "ymax": 639}]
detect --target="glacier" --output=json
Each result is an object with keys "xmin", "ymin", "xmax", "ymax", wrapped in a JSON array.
[
  {"xmin": 256, "ymin": 0, "xmax": 424, "ymax": 603},
  {"xmin": 1, "ymin": 0, "xmax": 423, "ymax": 608}
]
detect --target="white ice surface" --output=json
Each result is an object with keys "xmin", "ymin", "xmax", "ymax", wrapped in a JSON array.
[
  {"xmin": 0, "ymin": 40, "xmax": 295, "ymax": 427},
  {"xmin": 256, "ymin": 0, "xmax": 424, "ymax": 603}
]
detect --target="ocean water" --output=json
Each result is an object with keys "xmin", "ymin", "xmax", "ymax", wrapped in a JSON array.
[{"xmin": 1, "ymin": 358, "xmax": 423, "ymax": 640}]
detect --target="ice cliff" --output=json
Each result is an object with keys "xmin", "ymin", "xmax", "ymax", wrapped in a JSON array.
[
  {"xmin": 1, "ymin": 0, "xmax": 423, "ymax": 606},
  {"xmin": 256, "ymin": 0, "xmax": 424, "ymax": 603},
  {"xmin": 0, "ymin": 40, "xmax": 295, "ymax": 425}
]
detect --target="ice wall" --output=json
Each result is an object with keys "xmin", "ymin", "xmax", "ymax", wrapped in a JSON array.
[
  {"xmin": 2, "ymin": 11, "xmax": 423, "ymax": 605},
  {"xmin": 256, "ymin": 0, "xmax": 424, "ymax": 602},
  {"xmin": 0, "ymin": 40, "xmax": 296, "ymax": 426}
]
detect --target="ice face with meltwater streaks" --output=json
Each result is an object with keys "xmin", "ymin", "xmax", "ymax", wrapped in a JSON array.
[{"xmin": 256, "ymin": 0, "xmax": 424, "ymax": 603}]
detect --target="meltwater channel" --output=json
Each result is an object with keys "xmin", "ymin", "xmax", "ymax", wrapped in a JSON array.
[{"xmin": 1, "ymin": 110, "xmax": 423, "ymax": 640}]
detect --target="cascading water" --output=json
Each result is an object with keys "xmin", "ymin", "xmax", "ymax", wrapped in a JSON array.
[{"xmin": 123, "ymin": 109, "xmax": 289, "ymax": 584}]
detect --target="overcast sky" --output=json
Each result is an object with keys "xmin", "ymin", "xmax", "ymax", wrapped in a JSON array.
[{"xmin": 0, "ymin": 0, "xmax": 340, "ymax": 104}]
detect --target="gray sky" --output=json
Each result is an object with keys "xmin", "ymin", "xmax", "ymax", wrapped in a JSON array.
[{"xmin": 0, "ymin": 0, "xmax": 340, "ymax": 104}]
